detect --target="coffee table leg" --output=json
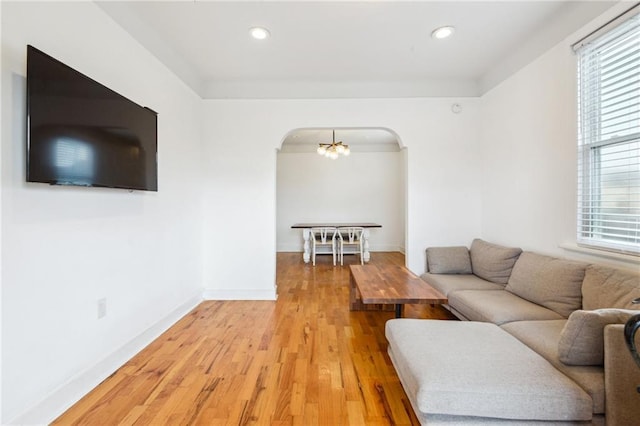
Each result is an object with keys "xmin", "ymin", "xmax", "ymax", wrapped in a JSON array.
[{"xmin": 395, "ymin": 304, "xmax": 403, "ymax": 318}]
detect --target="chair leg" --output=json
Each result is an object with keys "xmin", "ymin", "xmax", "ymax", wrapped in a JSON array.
[
  {"xmin": 360, "ymin": 244, "xmax": 364, "ymax": 265},
  {"xmin": 312, "ymin": 244, "xmax": 316, "ymax": 266}
]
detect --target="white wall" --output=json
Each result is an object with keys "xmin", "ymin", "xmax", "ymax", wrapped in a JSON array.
[
  {"xmin": 479, "ymin": 3, "xmax": 639, "ymax": 270},
  {"xmin": 276, "ymin": 150, "xmax": 405, "ymax": 252},
  {"xmin": 0, "ymin": 2, "xmax": 3, "ymax": 421},
  {"xmin": 201, "ymin": 98, "xmax": 482, "ymax": 300},
  {"xmin": 479, "ymin": 42, "xmax": 576, "ymax": 252},
  {"xmin": 1, "ymin": 3, "xmax": 204, "ymax": 423}
]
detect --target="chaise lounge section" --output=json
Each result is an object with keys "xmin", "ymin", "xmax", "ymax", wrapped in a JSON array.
[{"xmin": 385, "ymin": 239, "xmax": 640, "ymax": 425}]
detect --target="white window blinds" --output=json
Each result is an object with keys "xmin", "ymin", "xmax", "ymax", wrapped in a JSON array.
[{"xmin": 576, "ymin": 10, "xmax": 640, "ymax": 255}]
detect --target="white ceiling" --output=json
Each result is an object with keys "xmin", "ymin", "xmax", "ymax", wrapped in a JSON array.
[
  {"xmin": 98, "ymin": 1, "xmax": 616, "ymax": 100},
  {"xmin": 96, "ymin": 1, "xmax": 617, "ymax": 150}
]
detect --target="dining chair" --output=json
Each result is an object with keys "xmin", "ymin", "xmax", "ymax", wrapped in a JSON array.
[
  {"xmin": 338, "ymin": 227, "xmax": 364, "ymax": 265},
  {"xmin": 310, "ymin": 227, "xmax": 338, "ymax": 266}
]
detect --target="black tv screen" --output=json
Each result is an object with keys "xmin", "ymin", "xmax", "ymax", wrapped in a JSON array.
[{"xmin": 26, "ymin": 45, "xmax": 158, "ymax": 191}]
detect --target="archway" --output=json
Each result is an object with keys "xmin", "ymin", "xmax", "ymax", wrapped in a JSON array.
[{"xmin": 275, "ymin": 127, "xmax": 407, "ymax": 266}]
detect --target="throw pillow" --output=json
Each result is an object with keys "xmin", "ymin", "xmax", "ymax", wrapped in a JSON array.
[
  {"xmin": 426, "ymin": 246, "xmax": 472, "ymax": 274},
  {"xmin": 581, "ymin": 265, "xmax": 640, "ymax": 310},
  {"xmin": 469, "ymin": 239, "xmax": 522, "ymax": 285},
  {"xmin": 505, "ymin": 252, "xmax": 587, "ymax": 318},
  {"xmin": 558, "ymin": 309, "xmax": 637, "ymax": 366}
]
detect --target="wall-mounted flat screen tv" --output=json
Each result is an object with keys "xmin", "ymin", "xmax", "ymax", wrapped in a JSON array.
[{"xmin": 26, "ymin": 45, "xmax": 158, "ymax": 191}]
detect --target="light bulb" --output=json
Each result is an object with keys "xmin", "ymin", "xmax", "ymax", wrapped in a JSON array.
[
  {"xmin": 343, "ymin": 146, "xmax": 350, "ymax": 156},
  {"xmin": 250, "ymin": 27, "xmax": 270, "ymax": 40},
  {"xmin": 431, "ymin": 26, "xmax": 455, "ymax": 40},
  {"xmin": 336, "ymin": 144, "xmax": 345, "ymax": 154},
  {"xmin": 317, "ymin": 145, "xmax": 327, "ymax": 155}
]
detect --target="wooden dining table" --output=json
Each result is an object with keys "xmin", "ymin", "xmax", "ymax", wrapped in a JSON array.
[{"xmin": 291, "ymin": 223, "xmax": 382, "ymax": 264}]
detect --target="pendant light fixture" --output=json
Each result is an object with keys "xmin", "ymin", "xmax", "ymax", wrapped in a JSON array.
[{"xmin": 317, "ymin": 130, "xmax": 350, "ymax": 159}]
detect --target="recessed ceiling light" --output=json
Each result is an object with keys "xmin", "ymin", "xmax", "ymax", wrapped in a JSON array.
[
  {"xmin": 431, "ymin": 26, "xmax": 455, "ymax": 40},
  {"xmin": 250, "ymin": 27, "xmax": 270, "ymax": 40}
]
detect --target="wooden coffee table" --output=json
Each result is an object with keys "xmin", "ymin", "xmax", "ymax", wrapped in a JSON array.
[{"xmin": 349, "ymin": 264, "xmax": 447, "ymax": 318}]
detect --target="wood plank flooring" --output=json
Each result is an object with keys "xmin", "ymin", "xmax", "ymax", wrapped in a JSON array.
[{"xmin": 53, "ymin": 252, "xmax": 455, "ymax": 425}]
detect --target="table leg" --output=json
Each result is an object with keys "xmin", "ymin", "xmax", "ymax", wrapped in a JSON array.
[
  {"xmin": 395, "ymin": 304, "xmax": 403, "ymax": 318},
  {"xmin": 363, "ymin": 228, "xmax": 371, "ymax": 263},
  {"xmin": 302, "ymin": 229, "xmax": 311, "ymax": 263},
  {"xmin": 350, "ymin": 272, "xmax": 363, "ymax": 311}
]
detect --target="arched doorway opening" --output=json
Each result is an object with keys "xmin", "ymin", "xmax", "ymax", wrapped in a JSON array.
[{"xmin": 275, "ymin": 127, "xmax": 407, "ymax": 267}]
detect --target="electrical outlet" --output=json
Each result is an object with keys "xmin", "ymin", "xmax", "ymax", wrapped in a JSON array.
[{"xmin": 97, "ymin": 298, "xmax": 107, "ymax": 319}]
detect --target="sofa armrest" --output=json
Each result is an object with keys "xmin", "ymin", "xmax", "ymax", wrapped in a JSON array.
[{"xmin": 604, "ymin": 324, "xmax": 640, "ymax": 425}]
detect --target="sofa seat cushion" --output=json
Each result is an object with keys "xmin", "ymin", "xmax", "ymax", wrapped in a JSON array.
[
  {"xmin": 469, "ymin": 239, "xmax": 523, "ymax": 284},
  {"xmin": 501, "ymin": 320, "xmax": 605, "ymax": 414},
  {"xmin": 581, "ymin": 265, "xmax": 640, "ymax": 310},
  {"xmin": 448, "ymin": 290, "xmax": 563, "ymax": 325},
  {"xmin": 385, "ymin": 320, "xmax": 593, "ymax": 421},
  {"xmin": 505, "ymin": 252, "xmax": 587, "ymax": 318},
  {"xmin": 420, "ymin": 273, "xmax": 503, "ymax": 298},
  {"xmin": 426, "ymin": 246, "xmax": 472, "ymax": 274}
]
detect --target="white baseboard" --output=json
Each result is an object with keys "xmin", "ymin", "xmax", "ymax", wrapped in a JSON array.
[
  {"xmin": 11, "ymin": 293, "xmax": 203, "ymax": 426},
  {"xmin": 203, "ymin": 288, "xmax": 277, "ymax": 300},
  {"xmin": 276, "ymin": 244, "xmax": 303, "ymax": 252},
  {"xmin": 370, "ymin": 244, "xmax": 404, "ymax": 252}
]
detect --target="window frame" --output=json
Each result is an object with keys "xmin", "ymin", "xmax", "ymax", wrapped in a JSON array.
[{"xmin": 575, "ymin": 8, "xmax": 640, "ymax": 256}]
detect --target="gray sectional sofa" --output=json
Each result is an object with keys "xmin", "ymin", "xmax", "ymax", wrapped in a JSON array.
[{"xmin": 385, "ymin": 239, "xmax": 640, "ymax": 425}]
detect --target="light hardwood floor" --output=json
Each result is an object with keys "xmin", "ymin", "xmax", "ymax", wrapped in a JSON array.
[{"xmin": 53, "ymin": 252, "xmax": 455, "ymax": 425}]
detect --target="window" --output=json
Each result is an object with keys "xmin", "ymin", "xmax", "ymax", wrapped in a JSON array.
[{"xmin": 576, "ymin": 9, "xmax": 640, "ymax": 255}]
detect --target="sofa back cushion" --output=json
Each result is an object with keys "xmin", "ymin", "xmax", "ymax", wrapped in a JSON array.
[
  {"xmin": 469, "ymin": 239, "xmax": 522, "ymax": 285},
  {"xmin": 582, "ymin": 265, "xmax": 640, "ymax": 310},
  {"xmin": 426, "ymin": 246, "xmax": 472, "ymax": 274},
  {"xmin": 558, "ymin": 308, "xmax": 637, "ymax": 365},
  {"xmin": 505, "ymin": 252, "xmax": 587, "ymax": 318}
]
